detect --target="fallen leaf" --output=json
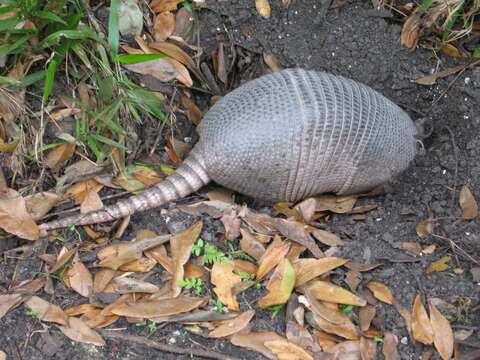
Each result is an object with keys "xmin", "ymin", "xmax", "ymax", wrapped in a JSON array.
[
  {"xmin": 168, "ymin": 58, "xmax": 193, "ymax": 87},
  {"xmin": 411, "ymin": 294, "xmax": 433, "ymax": 345},
  {"xmin": 360, "ymin": 336, "xmax": 377, "ymax": 360},
  {"xmin": 426, "ymin": 256, "xmax": 451, "ymax": 274},
  {"xmin": 0, "ymin": 294, "xmax": 24, "ymax": 319},
  {"xmin": 119, "ymin": 257, "xmax": 157, "ymax": 272},
  {"xmin": 0, "ymin": 188, "xmax": 39, "ymax": 240},
  {"xmin": 50, "ymin": 247, "xmax": 77, "ymax": 273},
  {"xmin": 68, "ymin": 253, "xmax": 93, "ymax": 297},
  {"xmin": 358, "ymin": 305, "xmax": 376, "ymax": 332},
  {"xmin": 151, "ymin": 0, "xmax": 184, "ymax": 12},
  {"xmin": 153, "ymin": 11, "xmax": 175, "ymax": 41},
  {"xmin": 313, "ymin": 194, "xmax": 357, "ymax": 213},
  {"xmin": 307, "ymin": 281, "xmax": 366, "ymax": 306},
  {"xmin": 422, "ymin": 244, "xmax": 436, "ymax": 254},
  {"xmin": 294, "ymin": 257, "xmax": 348, "ymax": 286},
  {"xmin": 429, "ymin": 302, "xmax": 454, "ymax": 360},
  {"xmin": 180, "ymin": 93, "xmax": 202, "ymax": 125},
  {"xmin": 382, "ymin": 332, "xmax": 399, "ymax": 360},
  {"xmin": 402, "ymin": 242, "xmax": 422, "ymax": 254},
  {"xmin": 211, "ymin": 261, "xmax": 242, "ymax": 311},
  {"xmin": 306, "ymin": 288, "xmax": 356, "ymax": 326},
  {"xmin": 258, "ymin": 259, "xmax": 296, "ymax": 308},
  {"xmin": 146, "ymin": 244, "xmax": 173, "ymax": 273},
  {"xmin": 58, "ymin": 317, "xmax": 105, "ymax": 346},
  {"xmin": 345, "ymin": 270, "xmax": 362, "ymax": 291},
  {"xmin": 231, "ymin": 332, "xmax": 285, "ymax": 360},
  {"xmin": 416, "ymin": 220, "xmax": 434, "ymax": 238},
  {"xmin": 415, "ymin": 61, "xmax": 480, "ymax": 85},
  {"xmin": 24, "ymin": 296, "xmax": 69, "ymax": 325},
  {"xmin": 220, "ymin": 211, "xmax": 241, "ymax": 241},
  {"xmin": 312, "ymin": 229, "xmax": 345, "ymax": 246},
  {"xmin": 401, "ymin": 15, "xmax": 420, "ymax": 49},
  {"xmin": 124, "ymin": 58, "xmax": 177, "ymax": 82},
  {"xmin": 112, "ymin": 276, "xmax": 159, "ymax": 294},
  {"xmin": 459, "ymin": 185, "xmax": 478, "ymax": 220},
  {"xmin": 65, "ymin": 303, "xmax": 97, "ymax": 316},
  {"xmin": 209, "ymin": 310, "xmax": 255, "ymax": 338},
  {"xmin": 45, "ymin": 143, "xmax": 75, "ymax": 169},
  {"xmin": 25, "ymin": 192, "xmax": 63, "ymax": 220},
  {"xmin": 257, "ymin": 241, "xmax": 291, "ymax": 281},
  {"xmin": 365, "ymin": 282, "xmax": 394, "ymax": 305},
  {"xmin": 79, "ymin": 180, "xmax": 104, "ymax": 214},
  {"xmin": 344, "ymin": 263, "xmax": 383, "ymax": 272},
  {"xmin": 110, "ymin": 296, "xmax": 205, "ymax": 318},
  {"xmin": 266, "ymin": 218, "xmax": 323, "ymax": 258},
  {"xmin": 170, "ymin": 221, "xmax": 203, "ymax": 297},
  {"xmin": 240, "ymin": 228, "xmax": 266, "ymax": 261},
  {"xmin": 255, "ymin": 0, "xmax": 271, "ymax": 19},
  {"xmin": 264, "ymin": 339, "xmax": 313, "ymax": 360},
  {"xmin": 263, "ymin": 52, "xmax": 283, "ymax": 72},
  {"xmin": 232, "ymin": 259, "xmax": 257, "ymax": 275},
  {"xmin": 81, "ymin": 309, "xmax": 119, "ymax": 328}
]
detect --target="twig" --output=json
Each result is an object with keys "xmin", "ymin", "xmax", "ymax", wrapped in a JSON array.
[
  {"xmin": 98, "ymin": 330, "xmax": 241, "ymax": 360},
  {"xmin": 444, "ymin": 126, "xmax": 459, "ymax": 213},
  {"xmin": 431, "ymin": 233, "xmax": 480, "ymax": 265}
]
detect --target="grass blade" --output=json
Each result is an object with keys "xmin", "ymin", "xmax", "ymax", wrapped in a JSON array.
[{"xmin": 108, "ymin": 0, "xmax": 120, "ymax": 55}]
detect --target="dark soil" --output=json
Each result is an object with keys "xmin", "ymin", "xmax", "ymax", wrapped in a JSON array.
[{"xmin": 1, "ymin": 0, "xmax": 479, "ymax": 359}]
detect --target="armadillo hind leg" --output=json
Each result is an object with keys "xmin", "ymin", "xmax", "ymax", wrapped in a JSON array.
[{"xmin": 38, "ymin": 154, "xmax": 210, "ymax": 231}]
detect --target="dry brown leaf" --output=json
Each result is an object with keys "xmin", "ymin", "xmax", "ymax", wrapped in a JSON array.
[
  {"xmin": 365, "ymin": 282, "xmax": 394, "ymax": 305},
  {"xmin": 415, "ymin": 61, "xmax": 479, "ymax": 85},
  {"xmin": 112, "ymin": 276, "xmax": 159, "ymax": 294},
  {"xmin": 170, "ymin": 221, "xmax": 203, "ymax": 297},
  {"xmin": 294, "ymin": 257, "xmax": 348, "ymax": 286},
  {"xmin": 50, "ymin": 247, "xmax": 77, "ymax": 273},
  {"xmin": 411, "ymin": 294, "xmax": 433, "ymax": 345},
  {"xmin": 344, "ymin": 262, "xmax": 383, "ymax": 272},
  {"xmin": 382, "ymin": 332, "xmax": 399, "ymax": 360},
  {"xmin": 263, "ymin": 52, "xmax": 284, "ymax": 72},
  {"xmin": 359, "ymin": 336, "xmax": 377, "ymax": 360},
  {"xmin": 153, "ymin": 11, "xmax": 175, "ymax": 41},
  {"xmin": 58, "ymin": 317, "xmax": 105, "ymax": 346},
  {"xmin": 221, "ymin": 211, "xmax": 241, "ymax": 241},
  {"xmin": 24, "ymin": 192, "xmax": 63, "ymax": 220},
  {"xmin": 209, "ymin": 310, "xmax": 255, "ymax": 338},
  {"xmin": 257, "ymin": 241, "xmax": 291, "ymax": 281},
  {"xmin": 258, "ymin": 259, "xmax": 296, "ymax": 308},
  {"xmin": 119, "ymin": 257, "xmax": 157, "ymax": 272},
  {"xmin": 255, "ymin": 0, "xmax": 271, "ymax": 18},
  {"xmin": 211, "ymin": 261, "xmax": 242, "ymax": 311},
  {"xmin": 65, "ymin": 303, "xmax": 97, "ymax": 316},
  {"xmin": 429, "ymin": 302, "xmax": 454, "ymax": 360},
  {"xmin": 264, "ymin": 339, "xmax": 313, "ymax": 360},
  {"xmin": 232, "ymin": 259, "xmax": 257, "ymax": 275},
  {"xmin": 68, "ymin": 253, "xmax": 93, "ymax": 297},
  {"xmin": 313, "ymin": 315, "xmax": 360, "ymax": 340},
  {"xmin": 231, "ymin": 332, "xmax": 285, "ymax": 360},
  {"xmin": 358, "ymin": 305, "xmax": 376, "ymax": 332},
  {"xmin": 240, "ymin": 228, "xmax": 266, "ymax": 260},
  {"xmin": 124, "ymin": 58, "xmax": 177, "ymax": 82},
  {"xmin": 97, "ymin": 234, "xmax": 170, "ymax": 270},
  {"xmin": 110, "ymin": 296, "xmax": 204, "ymax": 318},
  {"xmin": 64, "ymin": 179, "xmax": 103, "ymax": 205},
  {"xmin": 402, "ymin": 242, "xmax": 422, "ymax": 254},
  {"xmin": 459, "ymin": 185, "xmax": 478, "ymax": 219},
  {"xmin": 0, "ymin": 294, "xmax": 23, "ymax": 319},
  {"xmin": 151, "ymin": 0, "xmax": 184, "ymax": 12},
  {"xmin": 307, "ymin": 280, "xmax": 366, "ymax": 306},
  {"xmin": 49, "ymin": 107, "xmax": 81, "ymax": 121},
  {"xmin": 24, "ymin": 296, "xmax": 68, "ymax": 325},
  {"xmin": 0, "ymin": 188, "xmax": 39, "ymax": 240},
  {"xmin": 79, "ymin": 180, "xmax": 103, "ymax": 214},
  {"xmin": 401, "ymin": 15, "xmax": 420, "ymax": 49},
  {"xmin": 416, "ymin": 220, "xmax": 434, "ymax": 238},
  {"xmin": 266, "ymin": 218, "xmax": 323, "ymax": 258},
  {"xmin": 426, "ymin": 256, "xmax": 451, "ymax": 274},
  {"xmin": 45, "ymin": 143, "xmax": 75, "ymax": 169},
  {"xmin": 313, "ymin": 194, "xmax": 358, "ymax": 213},
  {"xmin": 146, "ymin": 244, "xmax": 173, "ymax": 273},
  {"xmin": 422, "ymin": 244, "xmax": 436, "ymax": 254},
  {"xmin": 180, "ymin": 93, "xmax": 203, "ymax": 125},
  {"xmin": 345, "ymin": 270, "xmax": 362, "ymax": 292},
  {"xmin": 82, "ymin": 309, "xmax": 119, "ymax": 329},
  {"xmin": 306, "ymin": 289, "xmax": 356, "ymax": 327},
  {"xmin": 311, "ymin": 229, "xmax": 345, "ymax": 247},
  {"xmin": 168, "ymin": 58, "xmax": 193, "ymax": 87}
]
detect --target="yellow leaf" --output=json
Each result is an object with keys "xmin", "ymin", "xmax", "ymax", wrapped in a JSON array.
[
  {"xmin": 365, "ymin": 281, "xmax": 394, "ymax": 305},
  {"xmin": 258, "ymin": 259, "xmax": 296, "ymax": 308},
  {"xmin": 426, "ymin": 256, "xmax": 451, "ymax": 275},
  {"xmin": 255, "ymin": 0, "xmax": 271, "ymax": 19}
]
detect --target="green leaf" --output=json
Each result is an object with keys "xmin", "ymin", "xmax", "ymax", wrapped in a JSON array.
[
  {"xmin": 88, "ymin": 133, "xmax": 128, "ymax": 151},
  {"xmin": 108, "ymin": 0, "xmax": 120, "ymax": 54},
  {"xmin": 43, "ymin": 59, "xmax": 58, "ymax": 103},
  {"xmin": 473, "ymin": 48, "xmax": 480, "ymax": 59},
  {"xmin": 417, "ymin": 0, "xmax": 434, "ymax": 17},
  {"xmin": 36, "ymin": 11, "xmax": 68, "ymax": 25},
  {"xmin": 40, "ymin": 27, "xmax": 104, "ymax": 48},
  {"xmin": 0, "ymin": 13, "xmax": 21, "ymax": 32},
  {"xmin": 0, "ymin": 35, "xmax": 29, "ymax": 57},
  {"xmin": 116, "ymin": 54, "xmax": 167, "ymax": 64},
  {"xmin": 17, "ymin": 70, "xmax": 45, "ymax": 88},
  {"xmin": 0, "ymin": 76, "xmax": 21, "ymax": 86}
]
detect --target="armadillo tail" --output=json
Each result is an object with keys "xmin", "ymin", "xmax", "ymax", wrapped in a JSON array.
[{"xmin": 38, "ymin": 154, "xmax": 210, "ymax": 231}]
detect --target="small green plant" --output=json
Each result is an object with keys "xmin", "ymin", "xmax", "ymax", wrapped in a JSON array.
[
  {"xmin": 341, "ymin": 305, "xmax": 354, "ymax": 313},
  {"xmin": 239, "ymin": 272, "xmax": 255, "ymax": 281},
  {"xmin": 266, "ymin": 304, "xmax": 285, "ymax": 318},
  {"xmin": 177, "ymin": 278, "xmax": 204, "ymax": 295},
  {"xmin": 25, "ymin": 310, "xmax": 39, "ymax": 318},
  {"xmin": 55, "ymin": 236, "xmax": 66, "ymax": 243},
  {"xmin": 192, "ymin": 238, "xmax": 204, "ymax": 256},
  {"xmin": 209, "ymin": 298, "xmax": 227, "ymax": 313},
  {"xmin": 202, "ymin": 243, "xmax": 227, "ymax": 265},
  {"xmin": 135, "ymin": 320, "xmax": 157, "ymax": 332},
  {"xmin": 374, "ymin": 337, "xmax": 384, "ymax": 343}
]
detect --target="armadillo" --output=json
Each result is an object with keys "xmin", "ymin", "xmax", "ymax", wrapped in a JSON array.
[{"xmin": 39, "ymin": 68, "xmax": 417, "ymax": 230}]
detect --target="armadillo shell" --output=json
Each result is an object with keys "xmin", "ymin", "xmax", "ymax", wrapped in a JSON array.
[{"xmin": 195, "ymin": 68, "xmax": 417, "ymax": 202}]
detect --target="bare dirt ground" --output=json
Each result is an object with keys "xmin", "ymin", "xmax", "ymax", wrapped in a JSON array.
[{"xmin": 1, "ymin": 0, "xmax": 479, "ymax": 359}]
